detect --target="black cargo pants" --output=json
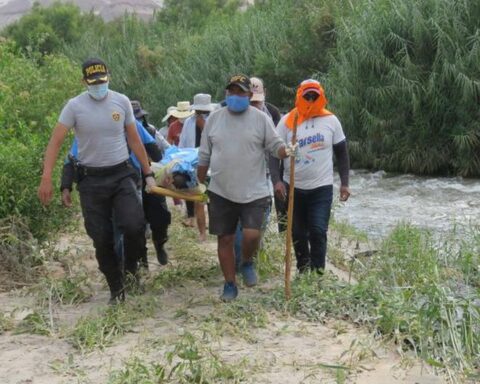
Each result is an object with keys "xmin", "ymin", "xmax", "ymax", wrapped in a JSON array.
[
  {"xmin": 142, "ymin": 189, "xmax": 171, "ymax": 245},
  {"xmin": 78, "ymin": 164, "xmax": 146, "ymax": 293}
]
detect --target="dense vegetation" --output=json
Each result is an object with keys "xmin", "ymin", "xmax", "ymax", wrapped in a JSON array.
[
  {"xmin": 326, "ymin": 0, "xmax": 480, "ymax": 176},
  {"xmin": 274, "ymin": 222, "xmax": 480, "ymax": 381},
  {"xmin": 0, "ymin": 1, "xmax": 479, "ymax": 380},
  {"xmin": 0, "ymin": 42, "xmax": 81, "ymax": 239},
  {"xmin": 0, "ymin": 0, "xmax": 479, "ymax": 231}
]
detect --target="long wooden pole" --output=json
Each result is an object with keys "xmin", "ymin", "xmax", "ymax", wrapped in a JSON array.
[{"xmin": 285, "ymin": 113, "xmax": 298, "ymax": 301}]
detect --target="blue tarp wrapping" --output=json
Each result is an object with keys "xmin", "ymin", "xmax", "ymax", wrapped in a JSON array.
[{"xmin": 159, "ymin": 146, "xmax": 199, "ymax": 189}]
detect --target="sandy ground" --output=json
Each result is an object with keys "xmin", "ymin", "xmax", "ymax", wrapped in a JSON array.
[{"xmin": 0, "ymin": 216, "xmax": 445, "ymax": 384}]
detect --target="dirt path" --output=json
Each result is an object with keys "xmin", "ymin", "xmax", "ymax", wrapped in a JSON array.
[{"xmin": 0, "ymin": 215, "xmax": 445, "ymax": 384}]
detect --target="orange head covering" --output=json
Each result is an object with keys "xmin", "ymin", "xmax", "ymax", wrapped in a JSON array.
[{"xmin": 285, "ymin": 79, "xmax": 332, "ymax": 129}]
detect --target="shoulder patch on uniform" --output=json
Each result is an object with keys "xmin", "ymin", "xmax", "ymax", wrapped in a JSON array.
[{"xmin": 112, "ymin": 111, "xmax": 121, "ymax": 121}]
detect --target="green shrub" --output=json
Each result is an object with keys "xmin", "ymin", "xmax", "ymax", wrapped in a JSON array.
[
  {"xmin": 0, "ymin": 43, "xmax": 81, "ymax": 239},
  {"xmin": 267, "ymin": 224, "xmax": 480, "ymax": 378}
]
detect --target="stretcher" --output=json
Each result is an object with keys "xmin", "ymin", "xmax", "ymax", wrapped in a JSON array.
[{"xmin": 146, "ymin": 184, "xmax": 208, "ymax": 203}]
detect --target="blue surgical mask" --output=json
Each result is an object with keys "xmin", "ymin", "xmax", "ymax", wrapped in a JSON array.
[
  {"xmin": 87, "ymin": 82, "xmax": 109, "ymax": 100},
  {"xmin": 225, "ymin": 95, "xmax": 250, "ymax": 113}
]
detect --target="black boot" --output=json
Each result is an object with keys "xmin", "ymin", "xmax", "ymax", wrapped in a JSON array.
[
  {"xmin": 154, "ymin": 239, "xmax": 168, "ymax": 265},
  {"xmin": 105, "ymin": 273, "xmax": 125, "ymax": 305},
  {"xmin": 152, "ymin": 228, "xmax": 168, "ymax": 265}
]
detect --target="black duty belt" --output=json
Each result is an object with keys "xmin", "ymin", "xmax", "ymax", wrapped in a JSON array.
[{"xmin": 79, "ymin": 160, "xmax": 131, "ymax": 177}]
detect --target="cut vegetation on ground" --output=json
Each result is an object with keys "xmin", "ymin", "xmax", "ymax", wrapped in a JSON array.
[{"xmin": 2, "ymin": 209, "xmax": 477, "ymax": 383}]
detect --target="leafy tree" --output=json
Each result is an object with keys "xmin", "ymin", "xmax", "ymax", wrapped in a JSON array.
[{"xmin": 3, "ymin": 1, "xmax": 103, "ymax": 55}]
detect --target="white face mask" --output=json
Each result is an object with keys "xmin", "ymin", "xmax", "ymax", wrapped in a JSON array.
[{"xmin": 87, "ymin": 82, "xmax": 109, "ymax": 100}]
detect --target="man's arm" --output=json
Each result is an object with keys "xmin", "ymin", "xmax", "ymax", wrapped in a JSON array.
[
  {"xmin": 197, "ymin": 119, "xmax": 212, "ymax": 183},
  {"xmin": 38, "ymin": 123, "xmax": 69, "ymax": 205},
  {"xmin": 277, "ymin": 146, "xmax": 289, "ymax": 159},
  {"xmin": 269, "ymin": 154, "xmax": 287, "ymax": 201},
  {"xmin": 269, "ymin": 155, "xmax": 282, "ymax": 185},
  {"xmin": 198, "ymin": 165, "xmax": 209, "ymax": 184},
  {"xmin": 125, "ymin": 122, "xmax": 152, "ymax": 175},
  {"xmin": 333, "ymin": 139, "xmax": 351, "ymax": 201}
]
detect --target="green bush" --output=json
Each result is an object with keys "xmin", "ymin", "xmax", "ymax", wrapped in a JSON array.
[
  {"xmin": 269, "ymin": 224, "xmax": 480, "ymax": 378},
  {"xmin": 0, "ymin": 43, "xmax": 82, "ymax": 239}
]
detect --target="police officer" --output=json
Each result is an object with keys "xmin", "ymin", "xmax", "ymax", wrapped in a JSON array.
[
  {"xmin": 38, "ymin": 58, "xmax": 156, "ymax": 304},
  {"xmin": 60, "ymin": 101, "xmax": 168, "ymax": 269}
]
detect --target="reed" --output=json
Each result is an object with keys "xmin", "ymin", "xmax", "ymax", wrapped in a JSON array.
[{"xmin": 324, "ymin": 0, "xmax": 480, "ymax": 176}]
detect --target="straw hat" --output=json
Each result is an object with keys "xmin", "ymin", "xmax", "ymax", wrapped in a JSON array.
[
  {"xmin": 161, "ymin": 106, "xmax": 176, "ymax": 123},
  {"xmin": 171, "ymin": 101, "xmax": 194, "ymax": 119}
]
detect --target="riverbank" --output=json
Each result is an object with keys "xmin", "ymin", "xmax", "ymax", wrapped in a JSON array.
[{"xmin": 0, "ymin": 211, "xmax": 450, "ymax": 383}]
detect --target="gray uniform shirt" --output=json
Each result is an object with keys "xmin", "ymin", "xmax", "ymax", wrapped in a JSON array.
[
  {"xmin": 58, "ymin": 91, "xmax": 135, "ymax": 167},
  {"xmin": 199, "ymin": 106, "xmax": 285, "ymax": 203}
]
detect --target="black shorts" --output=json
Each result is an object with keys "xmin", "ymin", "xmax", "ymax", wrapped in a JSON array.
[{"xmin": 208, "ymin": 191, "xmax": 271, "ymax": 236}]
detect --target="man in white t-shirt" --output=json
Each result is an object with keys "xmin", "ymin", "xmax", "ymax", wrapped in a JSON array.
[{"xmin": 276, "ymin": 79, "xmax": 351, "ymax": 273}]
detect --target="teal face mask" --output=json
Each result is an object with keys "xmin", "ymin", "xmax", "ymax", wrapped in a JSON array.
[{"xmin": 87, "ymin": 82, "xmax": 109, "ymax": 100}]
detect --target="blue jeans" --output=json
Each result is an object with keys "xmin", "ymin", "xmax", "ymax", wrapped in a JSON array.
[{"xmin": 290, "ymin": 184, "xmax": 333, "ymax": 272}]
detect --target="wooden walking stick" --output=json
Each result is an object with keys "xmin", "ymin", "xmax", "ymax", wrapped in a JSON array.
[{"xmin": 285, "ymin": 112, "xmax": 298, "ymax": 301}]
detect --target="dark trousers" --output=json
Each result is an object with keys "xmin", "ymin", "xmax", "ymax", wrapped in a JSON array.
[
  {"xmin": 289, "ymin": 184, "xmax": 333, "ymax": 272},
  {"xmin": 142, "ymin": 189, "xmax": 171, "ymax": 250},
  {"xmin": 78, "ymin": 167, "xmax": 146, "ymax": 292},
  {"xmin": 274, "ymin": 193, "xmax": 287, "ymax": 233},
  {"xmin": 186, "ymin": 201, "xmax": 195, "ymax": 218}
]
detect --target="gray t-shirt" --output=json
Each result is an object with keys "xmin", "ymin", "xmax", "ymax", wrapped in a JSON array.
[
  {"xmin": 199, "ymin": 106, "xmax": 285, "ymax": 203},
  {"xmin": 58, "ymin": 91, "xmax": 135, "ymax": 167}
]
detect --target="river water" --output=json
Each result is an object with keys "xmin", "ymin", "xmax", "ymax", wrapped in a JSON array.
[{"xmin": 333, "ymin": 170, "xmax": 480, "ymax": 239}]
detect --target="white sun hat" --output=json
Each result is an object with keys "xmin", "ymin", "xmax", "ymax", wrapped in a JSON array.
[
  {"xmin": 171, "ymin": 101, "xmax": 195, "ymax": 119},
  {"xmin": 250, "ymin": 77, "xmax": 265, "ymax": 102},
  {"xmin": 161, "ymin": 106, "xmax": 176, "ymax": 123},
  {"xmin": 190, "ymin": 93, "xmax": 215, "ymax": 112}
]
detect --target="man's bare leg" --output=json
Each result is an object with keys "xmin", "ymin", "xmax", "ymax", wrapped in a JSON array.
[
  {"xmin": 217, "ymin": 234, "xmax": 236, "ymax": 283},
  {"xmin": 240, "ymin": 228, "xmax": 260, "ymax": 287},
  {"xmin": 241, "ymin": 228, "xmax": 261, "ymax": 263},
  {"xmin": 196, "ymin": 202, "xmax": 207, "ymax": 242}
]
